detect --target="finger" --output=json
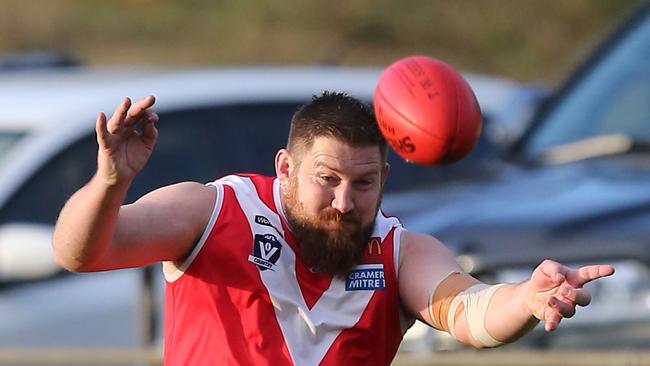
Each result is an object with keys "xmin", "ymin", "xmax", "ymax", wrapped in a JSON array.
[
  {"xmin": 131, "ymin": 109, "xmax": 158, "ymax": 134},
  {"xmin": 544, "ymin": 309, "xmax": 563, "ymax": 332},
  {"xmin": 559, "ymin": 286, "xmax": 591, "ymax": 307},
  {"xmin": 125, "ymin": 95, "xmax": 156, "ymax": 126},
  {"xmin": 140, "ymin": 109, "xmax": 159, "ymax": 136},
  {"xmin": 95, "ymin": 112, "xmax": 109, "ymax": 149},
  {"xmin": 141, "ymin": 122, "xmax": 158, "ymax": 147},
  {"xmin": 567, "ymin": 264, "xmax": 615, "ymax": 288},
  {"xmin": 549, "ymin": 296, "xmax": 576, "ymax": 318},
  {"xmin": 143, "ymin": 109, "xmax": 159, "ymax": 125},
  {"xmin": 107, "ymin": 97, "xmax": 132, "ymax": 134},
  {"xmin": 539, "ymin": 259, "xmax": 569, "ymax": 285}
]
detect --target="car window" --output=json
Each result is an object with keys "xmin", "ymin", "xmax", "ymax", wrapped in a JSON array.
[
  {"xmin": 0, "ymin": 99, "xmax": 496, "ymax": 226},
  {"xmin": 0, "ymin": 102, "xmax": 300, "ymax": 225},
  {"xmin": 384, "ymin": 114, "xmax": 497, "ymax": 193},
  {"xmin": 0, "ymin": 131, "xmax": 97, "ymax": 225},
  {"xmin": 524, "ymin": 13, "xmax": 650, "ymax": 158},
  {"xmin": 128, "ymin": 102, "xmax": 298, "ymax": 202}
]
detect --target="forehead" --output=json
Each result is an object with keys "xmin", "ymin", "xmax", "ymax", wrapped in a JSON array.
[{"xmin": 301, "ymin": 136, "xmax": 383, "ymax": 174}]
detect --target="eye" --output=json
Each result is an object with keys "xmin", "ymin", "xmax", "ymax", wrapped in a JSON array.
[
  {"xmin": 318, "ymin": 175, "xmax": 338, "ymax": 184},
  {"xmin": 355, "ymin": 179, "xmax": 375, "ymax": 189}
]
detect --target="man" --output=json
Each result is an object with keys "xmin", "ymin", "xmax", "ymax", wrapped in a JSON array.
[{"xmin": 53, "ymin": 92, "xmax": 614, "ymax": 365}]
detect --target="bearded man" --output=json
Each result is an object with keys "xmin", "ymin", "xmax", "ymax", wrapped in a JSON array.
[{"xmin": 53, "ymin": 92, "xmax": 613, "ymax": 365}]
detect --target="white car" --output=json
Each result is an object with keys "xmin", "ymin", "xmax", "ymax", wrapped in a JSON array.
[{"xmin": 0, "ymin": 66, "xmax": 544, "ymax": 349}]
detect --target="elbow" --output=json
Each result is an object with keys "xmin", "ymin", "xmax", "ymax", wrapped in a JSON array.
[
  {"xmin": 459, "ymin": 334, "xmax": 505, "ymax": 350},
  {"xmin": 52, "ymin": 225, "xmax": 104, "ymax": 272},
  {"xmin": 473, "ymin": 340, "xmax": 505, "ymax": 350},
  {"xmin": 53, "ymin": 249, "xmax": 88, "ymax": 272},
  {"xmin": 53, "ymin": 257, "xmax": 85, "ymax": 273},
  {"xmin": 52, "ymin": 240, "xmax": 95, "ymax": 273}
]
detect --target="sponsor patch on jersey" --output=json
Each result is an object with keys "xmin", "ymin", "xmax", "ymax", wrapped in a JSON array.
[
  {"xmin": 254, "ymin": 215, "xmax": 284, "ymax": 238},
  {"xmin": 248, "ymin": 233, "xmax": 282, "ymax": 271},
  {"xmin": 345, "ymin": 264, "xmax": 385, "ymax": 291},
  {"xmin": 359, "ymin": 237, "xmax": 383, "ymax": 264},
  {"xmin": 255, "ymin": 215, "xmax": 272, "ymax": 227}
]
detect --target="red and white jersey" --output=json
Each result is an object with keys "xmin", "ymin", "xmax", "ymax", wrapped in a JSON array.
[{"xmin": 163, "ymin": 174, "xmax": 407, "ymax": 365}]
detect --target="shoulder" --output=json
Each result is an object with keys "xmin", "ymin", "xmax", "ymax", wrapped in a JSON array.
[
  {"xmin": 397, "ymin": 230, "xmax": 465, "ymax": 321},
  {"xmin": 132, "ymin": 181, "xmax": 217, "ymax": 229},
  {"xmin": 397, "ymin": 230, "xmax": 464, "ymax": 295},
  {"xmin": 398, "ymin": 231, "xmax": 459, "ymax": 269},
  {"xmin": 212, "ymin": 173, "xmax": 274, "ymax": 192},
  {"xmin": 140, "ymin": 181, "xmax": 216, "ymax": 205}
]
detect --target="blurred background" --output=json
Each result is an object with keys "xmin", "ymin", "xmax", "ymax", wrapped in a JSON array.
[
  {"xmin": 0, "ymin": 0, "xmax": 640, "ymax": 82},
  {"xmin": 1, "ymin": 1, "xmax": 649, "ymax": 365}
]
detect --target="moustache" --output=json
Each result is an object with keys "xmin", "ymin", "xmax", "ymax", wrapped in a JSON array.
[{"xmin": 318, "ymin": 209, "xmax": 361, "ymax": 225}]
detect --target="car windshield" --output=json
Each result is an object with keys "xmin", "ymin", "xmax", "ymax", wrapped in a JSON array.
[{"xmin": 523, "ymin": 12, "xmax": 650, "ymax": 161}]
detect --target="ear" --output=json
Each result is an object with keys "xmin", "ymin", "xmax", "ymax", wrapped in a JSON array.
[
  {"xmin": 380, "ymin": 162, "xmax": 390, "ymax": 188},
  {"xmin": 275, "ymin": 148, "xmax": 293, "ymax": 180}
]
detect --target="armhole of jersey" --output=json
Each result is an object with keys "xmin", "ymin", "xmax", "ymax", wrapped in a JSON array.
[
  {"xmin": 393, "ymin": 226, "xmax": 404, "ymax": 280},
  {"xmin": 163, "ymin": 182, "xmax": 224, "ymax": 283},
  {"xmin": 393, "ymin": 226, "xmax": 416, "ymax": 334}
]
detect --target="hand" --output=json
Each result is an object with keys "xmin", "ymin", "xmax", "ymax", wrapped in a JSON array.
[
  {"xmin": 96, "ymin": 96, "xmax": 159, "ymax": 185},
  {"xmin": 526, "ymin": 259, "xmax": 614, "ymax": 332}
]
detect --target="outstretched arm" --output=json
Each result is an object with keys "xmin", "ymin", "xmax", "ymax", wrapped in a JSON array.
[
  {"xmin": 52, "ymin": 96, "xmax": 214, "ymax": 272},
  {"xmin": 398, "ymin": 231, "xmax": 615, "ymax": 348}
]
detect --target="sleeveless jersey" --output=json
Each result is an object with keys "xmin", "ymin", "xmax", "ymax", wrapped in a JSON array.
[{"xmin": 163, "ymin": 174, "xmax": 406, "ymax": 365}]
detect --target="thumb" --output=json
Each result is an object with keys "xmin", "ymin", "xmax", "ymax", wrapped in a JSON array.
[
  {"xmin": 139, "ymin": 110, "xmax": 159, "ymax": 147},
  {"xmin": 141, "ymin": 122, "xmax": 158, "ymax": 147},
  {"xmin": 533, "ymin": 259, "xmax": 568, "ymax": 290},
  {"xmin": 95, "ymin": 112, "xmax": 109, "ymax": 149}
]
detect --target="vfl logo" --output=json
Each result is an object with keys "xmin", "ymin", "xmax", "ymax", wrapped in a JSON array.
[{"xmin": 248, "ymin": 234, "xmax": 282, "ymax": 271}]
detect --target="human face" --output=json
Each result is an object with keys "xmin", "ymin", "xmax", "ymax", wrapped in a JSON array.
[{"xmin": 277, "ymin": 136, "xmax": 387, "ymax": 277}]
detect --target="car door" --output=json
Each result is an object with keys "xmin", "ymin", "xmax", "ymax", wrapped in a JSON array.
[{"xmin": 0, "ymin": 100, "xmax": 302, "ymax": 347}]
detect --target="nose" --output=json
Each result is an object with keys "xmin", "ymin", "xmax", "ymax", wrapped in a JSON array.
[{"xmin": 331, "ymin": 183, "xmax": 355, "ymax": 214}]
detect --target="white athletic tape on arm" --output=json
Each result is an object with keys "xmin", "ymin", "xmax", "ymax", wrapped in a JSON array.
[
  {"xmin": 446, "ymin": 293, "xmax": 463, "ymax": 339},
  {"xmin": 447, "ymin": 283, "xmax": 506, "ymax": 347}
]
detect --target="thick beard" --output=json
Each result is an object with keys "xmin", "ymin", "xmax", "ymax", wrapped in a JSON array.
[{"xmin": 282, "ymin": 175, "xmax": 378, "ymax": 278}]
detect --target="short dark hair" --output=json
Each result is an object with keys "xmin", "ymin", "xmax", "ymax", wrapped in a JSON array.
[{"xmin": 288, "ymin": 91, "xmax": 387, "ymax": 162}]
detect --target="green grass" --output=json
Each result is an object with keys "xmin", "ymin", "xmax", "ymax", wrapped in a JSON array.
[{"xmin": 0, "ymin": 0, "xmax": 644, "ymax": 85}]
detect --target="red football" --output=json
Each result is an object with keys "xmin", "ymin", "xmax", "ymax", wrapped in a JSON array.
[{"xmin": 373, "ymin": 56, "xmax": 482, "ymax": 165}]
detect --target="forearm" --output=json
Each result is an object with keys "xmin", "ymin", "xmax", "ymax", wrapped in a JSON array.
[
  {"xmin": 400, "ymin": 232, "xmax": 612, "ymax": 349},
  {"xmin": 452, "ymin": 265, "xmax": 612, "ymax": 347},
  {"xmin": 52, "ymin": 173, "xmax": 131, "ymax": 271},
  {"xmin": 484, "ymin": 281, "xmax": 539, "ymax": 344}
]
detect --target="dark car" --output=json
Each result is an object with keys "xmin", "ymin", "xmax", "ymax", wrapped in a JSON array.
[{"xmin": 390, "ymin": 1, "xmax": 650, "ymax": 350}]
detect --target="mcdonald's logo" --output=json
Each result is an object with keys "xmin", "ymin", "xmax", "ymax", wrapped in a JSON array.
[{"xmin": 366, "ymin": 238, "xmax": 382, "ymax": 256}]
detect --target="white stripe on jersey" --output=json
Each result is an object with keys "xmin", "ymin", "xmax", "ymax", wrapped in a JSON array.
[
  {"xmin": 163, "ymin": 182, "xmax": 224, "ymax": 282},
  {"xmin": 221, "ymin": 175, "xmax": 399, "ymax": 365}
]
